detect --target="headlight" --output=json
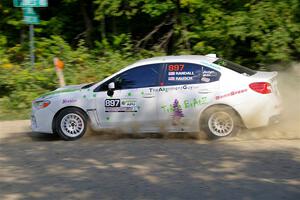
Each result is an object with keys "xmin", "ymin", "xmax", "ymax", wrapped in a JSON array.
[{"xmin": 33, "ymin": 100, "xmax": 51, "ymax": 110}]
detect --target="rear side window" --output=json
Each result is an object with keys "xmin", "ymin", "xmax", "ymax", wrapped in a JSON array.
[
  {"xmin": 163, "ymin": 63, "xmax": 221, "ymax": 86},
  {"xmin": 214, "ymin": 59, "xmax": 256, "ymax": 76}
]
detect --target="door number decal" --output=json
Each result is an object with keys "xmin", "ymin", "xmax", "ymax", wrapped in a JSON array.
[
  {"xmin": 105, "ymin": 99, "xmax": 120, "ymax": 107},
  {"xmin": 104, "ymin": 98, "xmax": 138, "ymax": 112}
]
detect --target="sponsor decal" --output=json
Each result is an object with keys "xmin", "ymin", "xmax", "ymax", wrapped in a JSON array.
[
  {"xmin": 172, "ymin": 99, "xmax": 184, "ymax": 126},
  {"xmin": 149, "ymin": 87, "xmax": 168, "ymax": 92},
  {"xmin": 174, "ymin": 71, "xmax": 194, "ymax": 76},
  {"xmin": 216, "ymin": 89, "xmax": 248, "ymax": 100},
  {"xmin": 174, "ymin": 76, "xmax": 193, "ymax": 81},
  {"xmin": 149, "ymin": 85, "xmax": 194, "ymax": 93},
  {"xmin": 201, "ymin": 77, "xmax": 210, "ymax": 83},
  {"xmin": 168, "ymin": 65, "xmax": 194, "ymax": 81},
  {"xmin": 104, "ymin": 98, "xmax": 138, "ymax": 112},
  {"xmin": 121, "ymin": 99, "xmax": 137, "ymax": 106},
  {"xmin": 203, "ymin": 70, "xmax": 218, "ymax": 77},
  {"xmin": 167, "ymin": 64, "xmax": 194, "ymax": 82},
  {"xmin": 161, "ymin": 97, "xmax": 208, "ymax": 113},
  {"xmin": 168, "ymin": 76, "xmax": 193, "ymax": 81},
  {"xmin": 62, "ymin": 99, "xmax": 77, "ymax": 104}
]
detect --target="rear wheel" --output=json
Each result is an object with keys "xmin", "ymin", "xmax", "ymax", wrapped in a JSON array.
[
  {"xmin": 201, "ymin": 106, "xmax": 241, "ymax": 139},
  {"xmin": 55, "ymin": 108, "xmax": 87, "ymax": 141}
]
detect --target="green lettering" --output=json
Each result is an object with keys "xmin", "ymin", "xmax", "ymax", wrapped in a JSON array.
[
  {"xmin": 184, "ymin": 100, "xmax": 190, "ymax": 109},
  {"xmin": 169, "ymin": 104, "xmax": 174, "ymax": 112},
  {"xmin": 193, "ymin": 98, "xmax": 198, "ymax": 107},
  {"xmin": 201, "ymin": 97, "xmax": 207, "ymax": 104},
  {"xmin": 161, "ymin": 105, "xmax": 167, "ymax": 112},
  {"xmin": 178, "ymin": 104, "xmax": 182, "ymax": 109}
]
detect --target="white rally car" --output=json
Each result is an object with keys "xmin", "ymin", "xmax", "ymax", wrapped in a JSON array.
[{"xmin": 31, "ymin": 55, "xmax": 281, "ymax": 140}]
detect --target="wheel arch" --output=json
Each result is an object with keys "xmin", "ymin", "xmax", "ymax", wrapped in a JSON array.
[
  {"xmin": 52, "ymin": 106, "xmax": 90, "ymax": 134},
  {"xmin": 199, "ymin": 103, "xmax": 245, "ymax": 129}
]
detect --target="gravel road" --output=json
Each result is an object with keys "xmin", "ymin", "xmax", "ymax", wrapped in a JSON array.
[
  {"xmin": 0, "ymin": 120, "xmax": 299, "ymax": 200},
  {"xmin": 0, "ymin": 71, "xmax": 299, "ymax": 200}
]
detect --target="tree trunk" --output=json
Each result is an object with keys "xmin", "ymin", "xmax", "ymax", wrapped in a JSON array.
[
  {"xmin": 100, "ymin": 17, "xmax": 106, "ymax": 39},
  {"xmin": 167, "ymin": 0, "xmax": 180, "ymax": 54},
  {"xmin": 79, "ymin": 0, "xmax": 94, "ymax": 48}
]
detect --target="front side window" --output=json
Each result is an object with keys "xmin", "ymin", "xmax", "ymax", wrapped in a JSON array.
[
  {"xmin": 163, "ymin": 63, "xmax": 221, "ymax": 86},
  {"xmin": 97, "ymin": 64, "xmax": 161, "ymax": 91}
]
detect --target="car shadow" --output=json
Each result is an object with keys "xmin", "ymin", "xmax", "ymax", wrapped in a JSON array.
[
  {"xmin": 26, "ymin": 123, "xmax": 300, "ymax": 142},
  {"xmin": 25, "ymin": 130, "xmax": 204, "ymax": 142},
  {"xmin": 26, "ymin": 132, "xmax": 60, "ymax": 141},
  {"xmin": 82, "ymin": 129, "xmax": 205, "ymax": 141}
]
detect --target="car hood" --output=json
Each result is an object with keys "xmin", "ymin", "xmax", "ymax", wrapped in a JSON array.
[
  {"xmin": 39, "ymin": 83, "xmax": 88, "ymax": 99},
  {"xmin": 55, "ymin": 84, "xmax": 87, "ymax": 91}
]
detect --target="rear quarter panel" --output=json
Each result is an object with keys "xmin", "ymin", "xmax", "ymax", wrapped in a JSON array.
[{"xmin": 203, "ymin": 68, "xmax": 258, "ymax": 128}]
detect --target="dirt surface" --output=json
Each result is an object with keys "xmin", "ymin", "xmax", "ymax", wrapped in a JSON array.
[
  {"xmin": 0, "ymin": 126, "xmax": 299, "ymax": 200},
  {"xmin": 0, "ymin": 71, "xmax": 299, "ymax": 200}
]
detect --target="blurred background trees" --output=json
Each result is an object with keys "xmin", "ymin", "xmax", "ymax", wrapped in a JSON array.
[{"xmin": 0, "ymin": 0, "xmax": 299, "ymax": 118}]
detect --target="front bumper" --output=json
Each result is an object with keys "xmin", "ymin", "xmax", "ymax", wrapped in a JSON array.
[{"xmin": 31, "ymin": 107, "xmax": 55, "ymax": 134}]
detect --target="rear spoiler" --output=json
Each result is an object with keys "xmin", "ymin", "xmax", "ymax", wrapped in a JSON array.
[
  {"xmin": 205, "ymin": 54, "xmax": 217, "ymax": 58},
  {"xmin": 252, "ymin": 71, "xmax": 278, "ymax": 80}
]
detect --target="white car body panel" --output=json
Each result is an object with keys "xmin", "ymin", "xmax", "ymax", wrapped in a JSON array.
[
  {"xmin": 31, "ymin": 55, "xmax": 282, "ymax": 134},
  {"xmin": 157, "ymin": 82, "xmax": 219, "ymax": 132},
  {"xmin": 94, "ymin": 87, "xmax": 159, "ymax": 132}
]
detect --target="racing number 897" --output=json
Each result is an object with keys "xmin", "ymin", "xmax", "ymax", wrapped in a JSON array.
[
  {"xmin": 105, "ymin": 99, "xmax": 120, "ymax": 107},
  {"xmin": 168, "ymin": 64, "xmax": 184, "ymax": 71}
]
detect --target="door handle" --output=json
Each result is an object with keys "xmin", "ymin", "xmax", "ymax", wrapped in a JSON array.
[
  {"xmin": 198, "ymin": 90, "xmax": 212, "ymax": 94},
  {"xmin": 143, "ymin": 95, "xmax": 155, "ymax": 98},
  {"xmin": 142, "ymin": 93, "xmax": 155, "ymax": 98}
]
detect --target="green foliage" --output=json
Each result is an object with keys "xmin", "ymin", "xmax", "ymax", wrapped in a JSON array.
[
  {"xmin": 0, "ymin": 0, "xmax": 300, "ymax": 119},
  {"xmin": 0, "ymin": 36, "xmax": 160, "ymax": 116}
]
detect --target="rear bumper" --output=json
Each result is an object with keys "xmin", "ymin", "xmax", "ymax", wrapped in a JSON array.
[
  {"xmin": 269, "ymin": 114, "xmax": 281, "ymax": 124},
  {"xmin": 235, "ymin": 96, "xmax": 282, "ymax": 129}
]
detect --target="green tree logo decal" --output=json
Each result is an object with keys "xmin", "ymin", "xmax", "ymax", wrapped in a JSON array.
[{"xmin": 172, "ymin": 99, "xmax": 184, "ymax": 126}]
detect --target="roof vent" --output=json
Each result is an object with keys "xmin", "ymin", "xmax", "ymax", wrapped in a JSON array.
[{"xmin": 205, "ymin": 54, "xmax": 217, "ymax": 58}]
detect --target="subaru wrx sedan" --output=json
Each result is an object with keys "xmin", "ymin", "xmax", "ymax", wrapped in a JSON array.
[{"xmin": 31, "ymin": 55, "xmax": 281, "ymax": 140}]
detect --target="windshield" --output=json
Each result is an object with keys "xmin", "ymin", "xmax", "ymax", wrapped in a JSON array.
[{"xmin": 214, "ymin": 59, "xmax": 256, "ymax": 76}]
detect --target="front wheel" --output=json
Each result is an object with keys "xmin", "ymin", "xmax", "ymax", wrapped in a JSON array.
[
  {"xmin": 201, "ymin": 106, "xmax": 241, "ymax": 139},
  {"xmin": 55, "ymin": 108, "xmax": 88, "ymax": 141}
]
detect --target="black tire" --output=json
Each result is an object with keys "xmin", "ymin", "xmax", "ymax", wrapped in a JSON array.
[
  {"xmin": 55, "ymin": 108, "xmax": 88, "ymax": 141},
  {"xmin": 201, "ymin": 106, "xmax": 241, "ymax": 139}
]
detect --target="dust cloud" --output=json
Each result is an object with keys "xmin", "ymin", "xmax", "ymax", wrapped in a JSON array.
[{"xmin": 234, "ymin": 65, "xmax": 300, "ymax": 140}]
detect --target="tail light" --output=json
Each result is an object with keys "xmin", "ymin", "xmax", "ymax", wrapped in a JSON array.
[{"xmin": 249, "ymin": 82, "xmax": 272, "ymax": 94}]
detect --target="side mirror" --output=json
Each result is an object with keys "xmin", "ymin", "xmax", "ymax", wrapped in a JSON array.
[
  {"xmin": 107, "ymin": 82, "xmax": 115, "ymax": 97},
  {"xmin": 108, "ymin": 82, "xmax": 115, "ymax": 90}
]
